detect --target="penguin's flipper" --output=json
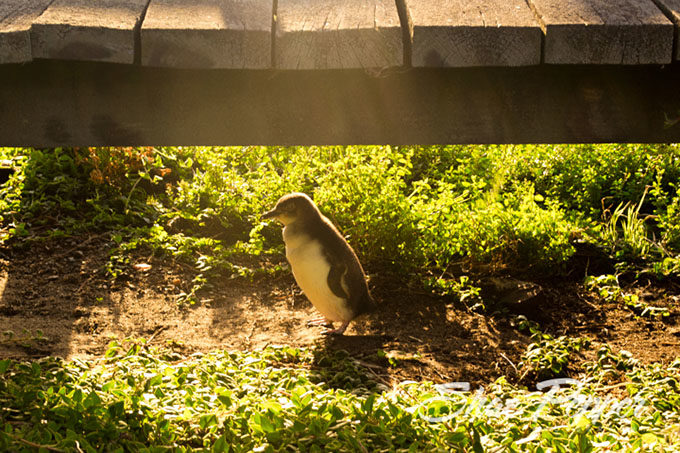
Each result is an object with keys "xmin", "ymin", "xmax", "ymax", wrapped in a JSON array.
[
  {"xmin": 320, "ymin": 246, "xmax": 350, "ymax": 300},
  {"xmin": 326, "ymin": 259, "xmax": 350, "ymax": 301}
]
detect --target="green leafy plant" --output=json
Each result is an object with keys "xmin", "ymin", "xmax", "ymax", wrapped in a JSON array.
[
  {"xmin": 0, "ymin": 329, "xmax": 48, "ymax": 349},
  {"xmin": 585, "ymin": 274, "xmax": 670, "ymax": 319},
  {"xmin": 518, "ymin": 323, "xmax": 590, "ymax": 380},
  {"xmin": 588, "ymin": 344, "xmax": 639, "ymax": 374},
  {"xmin": 424, "ymin": 275, "xmax": 484, "ymax": 312},
  {"xmin": 1, "ymin": 342, "xmax": 678, "ymax": 452}
]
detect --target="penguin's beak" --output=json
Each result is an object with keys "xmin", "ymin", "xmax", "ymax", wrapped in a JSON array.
[{"xmin": 262, "ymin": 207, "xmax": 280, "ymax": 220}]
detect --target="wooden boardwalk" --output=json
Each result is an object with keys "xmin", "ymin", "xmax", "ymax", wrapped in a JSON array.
[
  {"xmin": 1, "ymin": 0, "xmax": 680, "ymax": 145},
  {"xmin": 1, "ymin": 0, "xmax": 679, "ymax": 67}
]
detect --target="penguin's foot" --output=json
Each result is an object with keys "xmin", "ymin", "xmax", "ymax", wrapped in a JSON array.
[
  {"xmin": 306, "ymin": 317, "xmax": 333, "ymax": 328},
  {"xmin": 322, "ymin": 321, "xmax": 350, "ymax": 336}
]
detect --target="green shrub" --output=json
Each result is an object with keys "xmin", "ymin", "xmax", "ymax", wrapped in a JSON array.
[
  {"xmin": 515, "ymin": 144, "xmax": 680, "ymax": 217},
  {"xmin": 3, "ymin": 145, "xmax": 680, "ymax": 300},
  {"xmin": 310, "ymin": 146, "xmax": 420, "ymax": 270},
  {"xmin": 658, "ymin": 193, "xmax": 680, "ymax": 251},
  {"xmin": 0, "ymin": 147, "xmax": 163, "ymax": 236},
  {"xmin": 415, "ymin": 182, "xmax": 575, "ymax": 273}
]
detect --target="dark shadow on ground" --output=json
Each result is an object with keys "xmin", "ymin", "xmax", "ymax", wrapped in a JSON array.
[
  {"xmin": 292, "ymin": 273, "xmax": 531, "ymax": 386},
  {"xmin": 0, "ymin": 235, "xmax": 118, "ymax": 360}
]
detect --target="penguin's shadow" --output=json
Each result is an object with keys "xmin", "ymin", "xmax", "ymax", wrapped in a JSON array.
[
  {"xmin": 320, "ymin": 333, "xmax": 394, "ymax": 349},
  {"xmin": 351, "ymin": 290, "xmax": 468, "ymax": 343},
  {"xmin": 312, "ymin": 286, "xmax": 470, "ymax": 357},
  {"xmin": 311, "ymin": 279, "xmax": 522, "ymax": 380}
]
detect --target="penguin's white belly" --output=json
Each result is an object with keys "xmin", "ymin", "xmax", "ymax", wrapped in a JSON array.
[{"xmin": 285, "ymin": 239, "xmax": 352, "ymax": 322}]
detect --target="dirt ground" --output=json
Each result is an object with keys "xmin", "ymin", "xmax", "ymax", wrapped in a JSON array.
[{"xmin": 1, "ymin": 235, "xmax": 679, "ymax": 387}]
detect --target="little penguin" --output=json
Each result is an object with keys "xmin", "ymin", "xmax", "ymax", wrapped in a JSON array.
[{"xmin": 262, "ymin": 193, "xmax": 374, "ymax": 335}]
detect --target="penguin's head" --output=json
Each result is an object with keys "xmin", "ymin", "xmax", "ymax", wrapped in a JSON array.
[{"xmin": 262, "ymin": 192, "xmax": 318, "ymax": 226}]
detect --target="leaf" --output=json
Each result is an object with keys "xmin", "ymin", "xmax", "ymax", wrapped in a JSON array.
[
  {"xmin": 71, "ymin": 388, "xmax": 84, "ymax": 404},
  {"xmin": 83, "ymin": 391, "xmax": 101, "ymax": 410},
  {"xmin": 212, "ymin": 436, "xmax": 228, "ymax": 452},
  {"xmin": 362, "ymin": 394, "xmax": 376, "ymax": 415},
  {"xmin": 199, "ymin": 414, "xmax": 218, "ymax": 430},
  {"xmin": 631, "ymin": 419, "xmax": 640, "ymax": 432},
  {"xmin": 470, "ymin": 423, "xmax": 484, "ymax": 453},
  {"xmin": 251, "ymin": 413, "xmax": 275, "ymax": 434},
  {"xmin": 108, "ymin": 401, "xmax": 125, "ymax": 418},
  {"xmin": 640, "ymin": 433, "xmax": 660, "ymax": 445}
]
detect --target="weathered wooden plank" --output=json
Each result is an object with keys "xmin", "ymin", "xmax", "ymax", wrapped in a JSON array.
[
  {"xmin": 407, "ymin": 0, "xmax": 542, "ymax": 67},
  {"xmin": 652, "ymin": 0, "xmax": 680, "ymax": 60},
  {"xmin": 31, "ymin": 0, "xmax": 149, "ymax": 64},
  {"xmin": 2, "ymin": 61, "xmax": 680, "ymax": 145},
  {"xmin": 141, "ymin": 0, "xmax": 271, "ymax": 69},
  {"xmin": 0, "ymin": 0, "xmax": 52, "ymax": 63},
  {"xmin": 276, "ymin": 0, "xmax": 402, "ymax": 69},
  {"xmin": 528, "ymin": 0, "xmax": 674, "ymax": 64}
]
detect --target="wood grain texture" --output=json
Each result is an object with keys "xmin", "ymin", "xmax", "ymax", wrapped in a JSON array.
[
  {"xmin": 407, "ymin": 0, "xmax": 542, "ymax": 67},
  {"xmin": 276, "ymin": 0, "xmax": 402, "ymax": 69},
  {"xmin": 652, "ymin": 0, "xmax": 680, "ymax": 59},
  {"xmin": 31, "ymin": 0, "xmax": 149, "ymax": 63},
  {"xmin": 0, "ymin": 0, "xmax": 52, "ymax": 63},
  {"xmin": 141, "ymin": 0, "xmax": 271, "ymax": 68},
  {"xmin": 529, "ymin": 0, "xmax": 674, "ymax": 64}
]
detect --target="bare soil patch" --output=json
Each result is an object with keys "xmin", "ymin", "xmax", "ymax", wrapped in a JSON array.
[{"xmin": 1, "ymin": 236, "xmax": 678, "ymax": 387}]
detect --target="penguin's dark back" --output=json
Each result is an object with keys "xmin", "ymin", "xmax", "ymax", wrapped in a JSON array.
[
  {"xmin": 301, "ymin": 213, "xmax": 364, "ymax": 270},
  {"xmin": 300, "ymin": 212, "xmax": 373, "ymax": 313}
]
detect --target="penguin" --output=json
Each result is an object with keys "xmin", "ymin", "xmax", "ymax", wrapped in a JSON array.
[{"xmin": 262, "ymin": 193, "xmax": 374, "ymax": 335}]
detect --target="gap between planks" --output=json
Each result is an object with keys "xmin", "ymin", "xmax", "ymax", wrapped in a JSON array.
[
  {"xmin": 650, "ymin": 0, "xmax": 679, "ymax": 60},
  {"xmin": 523, "ymin": 0, "xmax": 547, "ymax": 64},
  {"xmin": 394, "ymin": 0, "xmax": 412, "ymax": 67},
  {"xmin": 271, "ymin": 0, "xmax": 278, "ymax": 68},
  {"xmin": 134, "ymin": 0, "xmax": 153, "ymax": 65}
]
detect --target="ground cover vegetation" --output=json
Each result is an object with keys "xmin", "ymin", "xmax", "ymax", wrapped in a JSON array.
[
  {"xmin": 0, "ymin": 144, "xmax": 679, "ymax": 451},
  {"xmin": 1, "ymin": 343, "xmax": 679, "ymax": 452}
]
